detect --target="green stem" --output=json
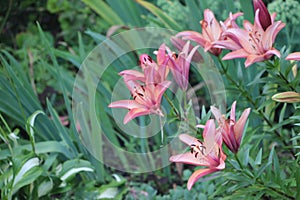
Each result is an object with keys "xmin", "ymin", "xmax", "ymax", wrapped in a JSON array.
[
  {"xmin": 217, "ymin": 57, "xmax": 296, "ymax": 159},
  {"xmin": 160, "ymin": 115, "xmax": 164, "ymax": 145},
  {"xmin": 163, "ymin": 93, "xmax": 199, "ymax": 134},
  {"xmin": 164, "ymin": 93, "xmax": 181, "ymax": 120}
]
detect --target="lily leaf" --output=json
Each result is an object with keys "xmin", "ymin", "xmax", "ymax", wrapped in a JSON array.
[{"xmin": 136, "ymin": 0, "xmax": 181, "ymax": 30}]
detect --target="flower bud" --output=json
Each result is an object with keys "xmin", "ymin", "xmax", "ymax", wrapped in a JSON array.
[
  {"xmin": 253, "ymin": 0, "xmax": 272, "ymax": 30},
  {"xmin": 272, "ymin": 91, "xmax": 300, "ymax": 103}
]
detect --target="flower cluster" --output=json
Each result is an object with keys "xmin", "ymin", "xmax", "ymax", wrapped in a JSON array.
[
  {"xmin": 169, "ymin": 120, "xmax": 226, "ymax": 190},
  {"xmin": 170, "ymin": 101, "xmax": 250, "ymax": 189},
  {"xmin": 109, "ymin": 43, "xmax": 198, "ymax": 124},
  {"xmin": 109, "ymin": 0, "xmax": 300, "ymax": 191},
  {"xmin": 108, "ymin": 44, "xmax": 171, "ymax": 124}
]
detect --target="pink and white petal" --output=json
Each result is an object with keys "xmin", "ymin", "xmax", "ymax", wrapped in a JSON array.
[
  {"xmin": 156, "ymin": 43, "xmax": 167, "ymax": 66},
  {"xmin": 169, "ymin": 152, "xmax": 209, "ymax": 166},
  {"xmin": 215, "ymin": 151, "xmax": 226, "ymax": 169},
  {"xmin": 171, "ymin": 37, "xmax": 203, "ymax": 62},
  {"xmin": 243, "ymin": 20, "xmax": 254, "ymax": 32},
  {"xmin": 222, "ymin": 49, "xmax": 249, "ymax": 60},
  {"xmin": 214, "ymin": 129, "xmax": 223, "ymax": 147},
  {"xmin": 187, "ymin": 168, "xmax": 217, "ymax": 190},
  {"xmin": 271, "ymin": 13, "xmax": 277, "ymax": 24},
  {"xmin": 225, "ymin": 28, "xmax": 256, "ymax": 54},
  {"xmin": 176, "ymin": 31, "xmax": 207, "ymax": 47},
  {"xmin": 210, "ymin": 106, "xmax": 224, "ymax": 125},
  {"xmin": 234, "ymin": 108, "xmax": 251, "ymax": 144},
  {"xmin": 203, "ymin": 120, "xmax": 217, "ymax": 149},
  {"xmin": 154, "ymin": 81, "xmax": 171, "ymax": 103},
  {"xmin": 253, "ymin": 9, "xmax": 263, "ymax": 30},
  {"xmin": 286, "ymin": 52, "xmax": 300, "ymax": 61},
  {"xmin": 223, "ymin": 12, "xmax": 243, "ymax": 29},
  {"xmin": 263, "ymin": 21, "xmax": 285, "ymax": 49},
  {"xmin": 178, "ymin": 134, "xmax": 200, "ymax": 146},
  {"xmin": 144, "ymin": 65, "xmax": 157, "ymax": 85},
  {"xmin": 109, "ymin": 100, "xmax": 144, "ymax": 109},
  {"xmin": 203, "ymin": 9, "xmax": 222, "ymax": 41},
  {"xmin": 213, "ymin": 39, "xmax": 241, "ymax": 51},
  {"xmin": 244, "ymin": 54, "xmax": 266, "ymax": 67},
  {"xmin": 230, "ymin": 101, "xmax": 237, "ymax": 122},
  {"xmin": 119, "ymin": 70, "xmax": 145, "ymax": 82},
  {"xmin": 125, "ymin": 80, "xmax": 141, "ymax": 94},
  {"xmin": 265, "ymin": 48, "xmax": 281, "ymax": 59},
  {"xmin": 123, "ymin": 108, "xmax": 151, "ymax": 124}
]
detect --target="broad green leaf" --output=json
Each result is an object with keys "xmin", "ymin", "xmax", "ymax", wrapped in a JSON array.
[
  {"xmin": 57, "ymin": 159, "xmax": 94, "ymax": 185},
  {"xmin": 0, "ymin": 141, "xmax": 74, "ymax": 160},
  {"xmin": 12, "ymin": 156, "xmax": 43, "ymax": 194},
  {"xmin": 13, "ymin": 157, "xmax": 39, "ymax": 187},
  {"xmin": 38, "ymin": 178, "xmax": 53, "ymax": 198},
  {"xmin": 60, "ymin": 167, "xmax": 94, "ymax": 183}
]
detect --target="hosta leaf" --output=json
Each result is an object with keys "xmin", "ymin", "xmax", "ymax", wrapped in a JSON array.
[
  {"xmin": 38, "ymin": 178, "xmax": 53, "ymax": 198},
  {"xmin": 12, "ymin": 157, "xmax": 43, "ymax": 194}
]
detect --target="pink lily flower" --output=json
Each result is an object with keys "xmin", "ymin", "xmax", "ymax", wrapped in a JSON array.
[
  {"xmin": 169, "ymin": 120, "xmax": 226, "ymax": 190},
  {"xmin": 286, "ymin": 52, "xmax": 300, "ymax": 61},
  {"xmin": 216, "ymin": 9, "xmax": 285, "ymax": 67},
  {"xmin": 167, "ymin": 41, "xmax": 199, "ymax": 90},
  {"xmin": 108, "ymin": 79, "xmax": 171, "ymax": 124},
  {"xmin": 170, "ymin": 36, "xmax": 203, "ymax": 62},
  {"xmin": 176, "ymin": 9, "xmax": 242, "ymax": 56},
  {"xmin": 120, "ymin": 44, "xmax": 169, "ymax": 84},
  {"xmin": 211, "ymin": 101, "xmax": 251, "ymax": 153}
]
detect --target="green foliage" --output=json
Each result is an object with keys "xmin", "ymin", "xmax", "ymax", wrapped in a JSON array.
[
  {"xmin": 268, "ymin": 0, "xmax": 300, "ymax": 50},
  {"xmin": 268, "ymin": 0, "xmax": 300, "ymax": 26}
]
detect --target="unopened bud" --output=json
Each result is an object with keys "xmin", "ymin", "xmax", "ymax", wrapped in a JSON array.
[
  {"xmin": 272, "ymin": 91, "xmax": 300, "ymax": 103},
  {"xmin": 253, "ymin": 0, "xmax": 272, "ymax": 30}
]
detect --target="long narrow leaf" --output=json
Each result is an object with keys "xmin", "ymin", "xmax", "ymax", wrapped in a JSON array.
[
  {"xmin": 136, "ymin": 0, "xmax": 181, "ymax": 30},
  {"xmin": 81, "ymin": 0, "xmax": 124, "ymax": 25}
]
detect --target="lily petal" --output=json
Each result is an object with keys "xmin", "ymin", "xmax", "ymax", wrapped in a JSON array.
[
  {"xmin": 108, "ymin": 100, "xmax": 145, "ymax": 109},
  {"xmin": 169, "ymin": 152, "xmax": 210, "ymax": 166},
  {"xmin": 119, "ymin": 70, "xmax": 145, "ymax": 82},
  {"xmin": 234, "ymin": 108, "xmax": 251, "ymax": 144},
  {"xmin": 222, "ymin": 49, "xmax": 249, "ymax": 60},
  {"xmin": 123, "ymin": 108, "xmax": 151, "ymax": 124},
  {"xmin": 187, "ymin": 168, "xmax": 217, "ymax": 190},
  {"xmin": 286, "ymin": 52, "xmax": 300, "ymax": 61},
  {"xmin": 154, "ymin": 81, "xmax": 172, "ymax": 103}
]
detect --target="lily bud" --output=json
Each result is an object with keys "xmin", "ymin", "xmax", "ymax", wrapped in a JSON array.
[
  {"xmin": 272, "ymin": 91, "xmax": 300, "ymax": 103},
  {"xmin": 253, "ymin": 0, "xmax": 272, "ymax": 30}
]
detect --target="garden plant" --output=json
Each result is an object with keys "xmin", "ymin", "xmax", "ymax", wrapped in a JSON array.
[{"xmin": 0, "ymin": 0, "xmax": 300, "ymax": 199}]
